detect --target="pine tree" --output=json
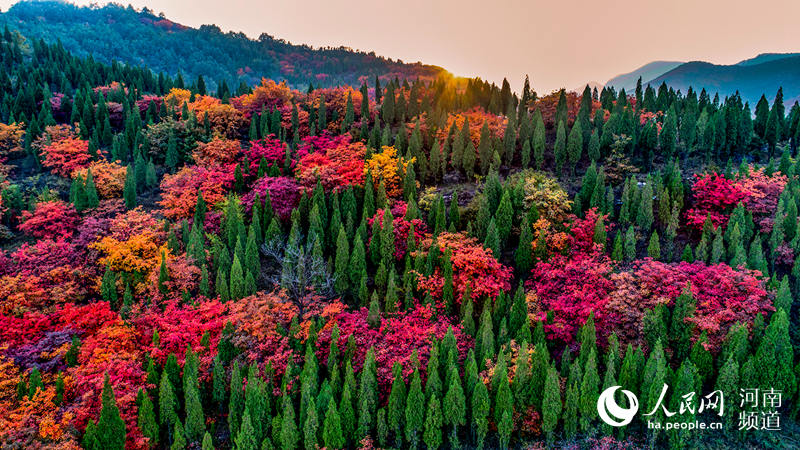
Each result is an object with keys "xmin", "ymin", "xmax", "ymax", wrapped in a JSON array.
[
  {"xmin": 588, "ymin": 130, "xmax": 600, "ymax": 161},
  {"xmin": 471, "ymin": 381, "xmax": 490, "ymax": 450},
  {"xmin": 228, "ymin": 362, "xmax": 245, "ymax": 437},
  {"xmin": 236, "ymin": 409, "xmax": 259, "ymax": 450},
  {"xmin": 184, "ymin": 353, "xmax": 205, "ymax": 443},
  {"xmin": 567, "ymin": 121, "xmax": 583, "ymax": 174},
  {"xmin": 201, "ymin": 433, "xmax": 214, "ymax": 450},
  {"xmin": 171, "ymin": 421, "xmax": 187, "ymax": 450},
  {"xmin": 85, "ymin": 168, "xmax": 99, "ymax": 208},
  {"xmin": 647, "ymin": 230, "xmax": 661, "ymax": 259},
  {"xmin": 97, "ymin": 373, "xmax": 126, "ymax": 450},
  {"xmin": 229, "ymin": 254, "xmax": 246, "ymax": 300},
  {"xmin": 357, "ymin": 348, "xmax": 378, "ymax": 437},
  {"xmin": 670, "ymin": 284, "xmax": 696, "ymax": 361},
  {"xmin": 755, "ymin": 309, "xmax": 795, "ymax": 393},
  {"xmin": 137, "ymin": 390, "xmax": 158, "ymax": 446},
  {"xmin": 333, "ymin": 227, "xmax": 350, "ymax": 294},
  {"xmin": 339, "ymin": 378, "xmax": 356, "ymax": 443},
  {"xmin": 303, "ymin": 403, "xmax": 319, "ymax": 450},
  {"xmin": 515, "ymin": 215, "xmax": 534, "ymax": 273},
  {"xmin": 554, "ymin": 121, "xmax": 567, "ymax": 174},
  {"xmin": 101, "ymin": 265, "xmax": 118, "ymax": 308},
  {"xmin": 123, "ymin": 163, "xmax": 136, "ymax": 209},
  {"xmin": 624, "ymin": 225, "xmax": 637, "ymax": 261},
  {"xmin": 667, "ymin": 360, "xmax": 698, "ymax": 448},
  {"xmin": 562, "ymin": 364, "xmax": 580, "ymax": 439},
  {"xmin": 579, "ymin": 348, "xmax": 599, "ymax": 432},
  {"xmin": 542, "ymin": 366, "xmax": 562, "ymax": 445},
  {"xmin": 715, "ymin": 356, "xmax": 740, "ymax": 429},
  {"xmin": 637, "ymin": 181, "xmax": 654, "ymax": 231},
  {"xmin": 423, "ymin": 396, "xmax": 443, "ymax": 450},
  {"xmin": 495, "ymin": 190, "xmax": 513, "ymax": 243},
  {"xmin": 323, "ymin": 401, "xmax": 345, "ymax": 449},
  {"xmin": 280, "ymin": 394, "xmax": 299, "ymax": 450},
  {"xmin": 494, "ymin": 358, "xmax": 513, "ymax": 447},
  {"xmin": 442, "ymin": 371, "xmax": 465, "ymax": 448},
  {"xmin": 484, "ymin": 218, "xmax": 500, "ymax": 258},
  {"xmin": 159, "ymin": 370, "xmax": 178, "ymax": 430},
  {"xmin": 405, "ymin": 369, "xmax": 425, "ymax": 449},
  {"xmin": 533, "ymin": 110, "xmax": 545, "ymax": 169}
]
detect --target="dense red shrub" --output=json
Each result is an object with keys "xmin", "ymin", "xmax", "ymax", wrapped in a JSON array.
[
  {"xmin": 295, "ymin": 134, "xmax": 366, "ymax": 192},
  {"xmin": 133, "ymin": 298, "xmax": 227, "ymax": 371},
  {"xmin": 316, "ymin": 305, "xmax": 471, "ymax": 392},
  {"xmin": 191, "ymin": 137, "xmax": 241, "ymax": 166},
  {"xmin": 159, "ymin": 164, "xmax": 235, "ymax": 220},
  {"xmin": 367, "ymin": 201, "xmax": 429, "ymax": 260},
  {"xmin": 19, "ymin": 200, "xmax": 80, "ymax": 240},
  {"xmin": 626, "ymin": 259, "xmax": 772, "ymax": 351},
  {"xmin": 415, "ymin": 232, "xmax": 512, "ymax": 308},
  {"xmin": 685, "ymin": 173, "xmax": 748, "ymax": 231},
  {"xmin": 243, "ymin": 136, "xmax": 288, "ymax": 175},
  {"xmin": 528, "ymin": 251, "xmax": 617, "ymax": 346},
  {"xmin": 735, "ymin": 167, "xmax": 788, "ymax": 232},
  {"xmin": 241, "ymin": 176, "xmax": 301, "ymax": 221}
]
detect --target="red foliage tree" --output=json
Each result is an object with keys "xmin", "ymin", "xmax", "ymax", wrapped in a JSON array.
[
  {"xmin": 295, "ymin": 134, "xmax": 366, "ymax": 193},
  {"xmin": 241, "ymin": 176, "xmax": 301, "ymax": 222},
  {"xmin": 735, "ymin": 167, "xmax": 788, "ymax": 232},
  {"xmin": 685, "ymin": 173, "xmax": 748, "ymax": 231},
  {"xmin": 414, "ymin": 232, "xmax": 512, "ymax": 308},
  {"xmin": 159, "ymin": 164, "xmax": 235, "ymax": 220},
  {"xmin": 315, "ymin": 305, "xmax": 471, "ymax": 393},
  {"xmin": 367, "ymin": 201, "xmax": 428, "ymax": 260},
  {"xmin": 243, "ymin": 136, "xmax": 289, "ymax": 175},
  {"xmin": 19, "ymin": 200, "xmax": 80, "ymax": 240}
]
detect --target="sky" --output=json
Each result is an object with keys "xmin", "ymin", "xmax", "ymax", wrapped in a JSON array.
[{"xmin": 2, "ymin": 0, "xmax": 799, "ymax": 93}]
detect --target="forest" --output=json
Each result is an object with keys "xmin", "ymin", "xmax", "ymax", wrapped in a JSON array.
[
  {"xmin": 0, "ymin": 1, "xmax": 444, "ymax": 90},
  {"xmin": 1, "ymin": 18, "xmax": 800, "ymax": 450}
]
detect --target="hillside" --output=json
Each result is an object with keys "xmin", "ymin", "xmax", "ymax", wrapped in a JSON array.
[
  {"xmin": 604, "ymin": 60, "xmax": 683, "ymax": 92},
  {"xmin": 0, "ymin": 0, "xmax": 445, "ymax": 89},
  {"xmin": 735, "ymin": 52, "xmax": 800, "ymax": 66},
  {"xmin": 1, "ymin": 5, "xmax": 800, "ymax": 449},
  {"xmin": 650, "ymin": 54, "xmax": 800, "ymax": 106}
]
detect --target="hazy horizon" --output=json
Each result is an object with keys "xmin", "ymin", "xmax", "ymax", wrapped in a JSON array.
[{"xmin": 2, "ymin": 0, "xmax": 798, "ymax": 93}]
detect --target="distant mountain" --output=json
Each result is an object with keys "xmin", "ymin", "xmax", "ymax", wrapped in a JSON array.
[
  {"xmin": 0, "ymin": 1, "xmax": 445, "ymax": 89},
  {"xmin": 605, "ymin": 61, "xmax": 683, "ymax": 92},
  {"xmin": 569, "ymin": 81, "xmax": 604, "ymax": 94},
  {"xmin": 650, "ymin": 55, "xmax": 800, "ymax": 106},
  {"xmin": 735, "ymin": 52, "xmax": 800, "ymax": 67}
]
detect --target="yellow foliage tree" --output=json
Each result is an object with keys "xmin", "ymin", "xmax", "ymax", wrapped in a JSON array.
[{"xmin": 364, "ymin": 145, "xmax": 414, "ymax": 198}]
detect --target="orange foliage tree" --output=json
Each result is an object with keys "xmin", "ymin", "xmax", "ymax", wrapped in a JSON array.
[
  {"xmin": 42, "ymin": 137, "xmax": 92, "ymax": 177},
  {"xmin": 0, "ymin": 122, "xmax": 24, "ymax": 157},
  {"xmin": 230, "ymin": 78, "xmax": 296, "ymax": 118},
  {"xmin": 159, "ymin": 164, "xmax": 235, "ymax": 220},
  {"xmin": 191, "ymin": 137, "xmax": 241, "ymax": 166},
  {"xmin": 73, "ymin": 160, "xmax": 127, "ymax": 199},
  {"xmin": 188, "ymin": 96, "xmax": 244, "ymax": 138}
]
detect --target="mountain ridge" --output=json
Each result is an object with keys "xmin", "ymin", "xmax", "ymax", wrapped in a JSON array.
[{"xmin": 0, "ymin": 0, "xmax": 446, "ymax": 89}]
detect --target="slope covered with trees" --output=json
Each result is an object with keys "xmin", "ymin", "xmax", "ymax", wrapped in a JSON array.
[
  {"xmin": 0, "ymin": 1, "xmax": 444, "ymax": 90},
  {"xmin": 1, "ymin": 15, "xmax": 800, "ymax": 450}
]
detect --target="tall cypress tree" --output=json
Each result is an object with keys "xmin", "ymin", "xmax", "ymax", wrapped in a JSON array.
[
  {"xmin": 405, "ymin": 369, "xmax": 425, "ymax": 449},
  {"xmin": 96, "ymin": 373, "xmax": 126, "ymax": 450},
  {"xmin": 471, "ymin": 381, "xmax": 490, "ymax": 450},
  {"xmin": 323, "ymin": 400, "xmax": 344, "ymax": 449},
  {"xmin": 541, "ymin": 366, "xmax": 561, "ymax": 445}
]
